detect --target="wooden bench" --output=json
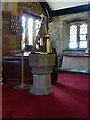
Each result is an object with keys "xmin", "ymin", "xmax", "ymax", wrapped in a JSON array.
[
  {"xmin": 51, "ymin": 55, "xmax": 90, "ymax": 84},
  {"xmin": 53, "ymin": 67, "xmax": 90, "ymax": 75},
  {"xmin": 51, "ymin": 67, "xmax": 90, "ymax": 84}
]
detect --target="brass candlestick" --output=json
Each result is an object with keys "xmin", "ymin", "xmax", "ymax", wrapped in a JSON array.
[{"xmin": 45, "ymin": 34, "xmax": 52, "ymax": 53}]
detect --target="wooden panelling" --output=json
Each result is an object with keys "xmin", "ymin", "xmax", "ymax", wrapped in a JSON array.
[{"xmin": 2, "ymin": 55, "xmax": 33, "ymax": 83}]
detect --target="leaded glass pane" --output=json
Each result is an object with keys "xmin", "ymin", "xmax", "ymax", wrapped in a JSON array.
[
  {"xmin": 35, "ymin": 19, "xmax": 40, "ymax": 36},
  {"xmin": 70, "ymin": 35, "xmax": 77, "ymax": 41},
  {"xmin": 69, "ymin": 42, "xmax": 77, "ymax": 48},
  {"xmin": 70, "ymin": 25, "xmax": 77, "ymax": 35},
  {"xmin": 80, "ymin": 24, "xmax": 87, "ymax": 34},
  {"xmin": 22, "ymin": 33, "xmax": 25, "ymax": 41},
  {"xmin": 28, "ymin": 18, "xmax": 34, "ymax": 45},
  {"xmin": 22, "ymin": 16, "xmax": 26, "ymax": 34},
  {"xmin": 23, "ymin": 28, "xmax": 26, "ymax": 34},
  {"xmin": 69, "ymin": 22, "xmax": 87, "ymax": 49},
  {"xmin": 22, "ymin": 16, "xmax": 26, "ymax": 28},
  {"xmin": 79, "ymin": 41, "xmax": 87, "ymax": 48},
  {"xmin": 22, "ymin": 16, "xmax": 26, "ymax": 49},
  {"xmin": 22, "ymin": 33, "xmax": 25, "ymax": 49},
  {"xmin": 80, "ymin": 35, "xmax": 87, "ymax": 40}
]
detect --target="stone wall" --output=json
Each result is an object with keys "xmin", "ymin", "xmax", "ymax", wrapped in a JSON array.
[
  {"xmin": 49, "ymin": 11, "xmax": 88, "ymax": 55},
  {"xmin": 18, "ymin": 2, "xmax": 44, "ymax": 17},
  {"xmin": 48, "ymin": 12, "xmax": 88, "ymax": 67},
  {"xmin": 2, "ymin": 11, "xmax": 17, "ymax": 55},
  {"xmin": 2, "ymin": 2, "xmax": 45, "ymax": 55},
  {"xmin": 16, "ymin": 2, "xmax": 45, "ymax": 49},
  {"xmin": 2, "ymin": 2, "xmax": 18, "ymax": 55}
]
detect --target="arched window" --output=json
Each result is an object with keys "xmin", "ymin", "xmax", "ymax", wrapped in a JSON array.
[
  {"xmin": 69, "ymin": 22, "xmax": 87, "ymax": 49},
  {"xmin": 22, "ymin": 16, "xmax": 26, "ymax": 49},
  {"xmin": 69, "ymin": 25, "xmax": 77, "ymax": 48},
  {"xmin": 79, "ymin": 24, "xmax": 87, "ymax": 48},
  {"xmin": 21, "ymin": 15, "xmax": 40, "ymax": 49},
  {"xmin": 35, "ymin": 19, "xmax": 41, "ymax": 36},
  {"xmin": 28, "ymin": 18, "xmax": 34, "ymax": 45}
]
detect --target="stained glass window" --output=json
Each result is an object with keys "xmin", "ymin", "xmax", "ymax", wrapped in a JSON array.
[{"xmin": 22, "ymin": 15, "xmax": 40, "ymax": 48}]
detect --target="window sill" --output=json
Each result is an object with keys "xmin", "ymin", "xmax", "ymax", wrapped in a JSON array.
[{"xmin": 63, "ymin": 48, "xmax": 86, "ymax": 51}]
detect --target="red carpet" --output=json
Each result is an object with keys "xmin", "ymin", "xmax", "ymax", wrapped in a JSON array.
[
  {"xmin": 0, "ymin": 85, "xmax": 2, "ymax": 119},
  {"xmin": 2, "ymin": 73, "xmax": 89, "ymax": 119}
]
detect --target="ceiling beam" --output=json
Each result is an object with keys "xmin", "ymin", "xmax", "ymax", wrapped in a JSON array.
[
  {"xmin": 39, "ymin": 1, "xmax": 52, "ymax": 23},
  {"xmin": 39, "ymin": 2, "xmax": 90, "ymax": 22},
  {"xmin": 52, "ymin": 4, "xmax": 90, "ymax": 17}
]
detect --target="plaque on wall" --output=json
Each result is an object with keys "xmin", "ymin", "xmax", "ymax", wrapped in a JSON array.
[{"xmin": 11, "ymin": 11, "xmax": 19, "ymax": 34}]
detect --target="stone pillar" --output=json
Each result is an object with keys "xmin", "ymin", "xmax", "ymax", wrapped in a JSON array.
[{"xmin": 29, "ymin": 53, "xmax": 55, "ymax": 95}]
